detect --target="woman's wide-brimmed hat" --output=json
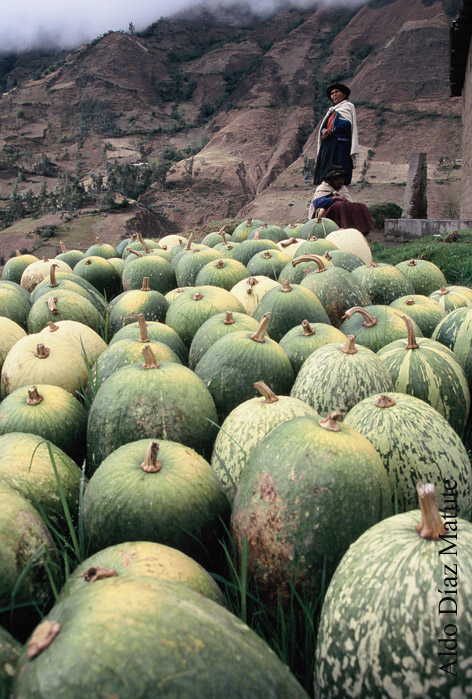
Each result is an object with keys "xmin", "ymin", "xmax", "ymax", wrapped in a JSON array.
[
  {"xmin": 326, "ymin": 83, "xmax": 351, "ymax": 99},
  {"xmin": 325, "ymin": 165, "xmax": 347, "ymax": 180}
]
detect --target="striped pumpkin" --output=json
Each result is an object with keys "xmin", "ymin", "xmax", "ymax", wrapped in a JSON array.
[
  {"xmin": 430, "ymin": 285, "xmax": 472, "ymax": 312},
  {"xmin": 340, "ymin": 305, "xmax": 424, "ymax": 352}
]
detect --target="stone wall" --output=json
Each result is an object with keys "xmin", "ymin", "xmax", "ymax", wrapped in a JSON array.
[{"xmin": 461, "ymin": 38, "xmax": 472, "ymax": 218}]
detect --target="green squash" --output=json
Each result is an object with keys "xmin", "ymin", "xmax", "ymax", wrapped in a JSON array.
[
  {"xmin": 344, "ymin": 392, "xmax": 472, "ymax": 519},
  {"xmin": 350, "ymin": 262, "xmax": 415, "ymax": 305},
  {"xmin": 0, "ymin": 625, "xmax": 22, "ymax": 697},
  {"xmin": 0, "ymin": 284, "xmax": 31, "ymax": 330},
  {"xmin": 429, "ymin": 284, "xmax": 472, "ymax": 312},
  {"xmin": 84, "ymin": 236, "xmax": 118, "ymax": 260},
  {"xmin": 0, "ymin": 384, "xmax": 88, "ymax": 466},
  {"xmin": 279, "ymin": 320, "xmax": 347, "ymax": 376},
  {"xmin": 109, "ymin": 313, "xmax": 188, "ymax": 364},
  {"xmin": 73, "ymin": 256, "xmax": 121, "ymax": 298},
  {"xmin": 247, "ymin": 223, "xmax": 286, "ymax": 242},
  {"xmin": 396, "ymin": 257, "xmax": 447, "ymax": 295},
  {"xmin": 232, "ymin": 412, "xmax": 392, "ymax": 605},
  {"xmin": 1, "ymin": 253, "xmax": 38, "ymax": 284},
  {"xmin": 188, "ymin": 310, "xmax": 259, "ymax": 370},
  {"xmin": 231, "ymin": 238, "xmax": 279, "ymax": 267},
  {"xmin": 314, "ymin": 484, "xmax": 472, "ymax": 698},
  {"xmin": 107, "ymin": 278, "xmax": 169, "ymax": 339},
  {"xmin": 195, "ymin": 257, "xmax": 250, "ymax": 290},
  {"xmin": 27, "ymin": 289, "xmax": 104, "ymax": 335},
  {"xmin": 323, "ymin": 248, "xmax": 365, "ymax": 272},
  {"xmin": 211, "ymin": 381, "xmax": 319, "ymax": 500},
  {"xmin": 14, "ymin": 578, "xmax": 308, "ymax": 698},
  {"xmin": 0, "ymin": 317, "xmax": 26, "ymax": 373},
  {"xmin": 232, "ymin": 217, "xmax": 265, "ymax": 242},
  {"xmin": 195, "ymin": 314, "xmax": 294, "ymax": 419},
  {"xmin": 432, "ymin": 306, "xmax": 472, "ymax": 386},
  {"xmin": 253, "ymin": 279, "xmax": 331, "ymax": 342},
  {"xmin": 86, "ymin": 346, "xmax": 219, "ymax": 471},
  {"xmin": 55, "ymin": 241, "xmax": 85, "ymax": 268},
  {"xmin": 84, "ymin": 439, "xmax": 230, "ymax": 561},
  {"xmin": 339, "ymin": 305, "xmax": 424, "ymax": 352},
  {"xmin": 278, "ymin": 254, "xmax": 333, "ymax": 285},
  {"xmin": 376, "ymin": 315, "xmax": 470, "ymax": 435},
  {"xmin": 290, "ymin": 335, "xmax": 394, "ymax": 416},
  {"xmin": 32, "ymin": 270, "xmax": 107, "ymax": 315},
  {"xmin": 121, "ymin": 253, "xmax": 176, "ymax": 294},
  {"xmin": 389, "ymin": 294, "xmax": 447, "ymax": 337},
  {"xmin": 298, "ymin": 216, "xmax": 339, "ymax": 239},
  {"xmin": 60, "ymin": 540, "xmax": 224, "ymax": 604}
]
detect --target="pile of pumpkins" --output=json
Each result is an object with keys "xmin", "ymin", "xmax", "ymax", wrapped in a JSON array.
[{"xmin": 1, "ymin": 217, "xmax": 472, "ymax": 698}]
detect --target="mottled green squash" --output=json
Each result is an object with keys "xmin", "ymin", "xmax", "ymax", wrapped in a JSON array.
[
  {"xmin": 246, "ymin": 249, "xmax": 290, "ymax": 280},
  {"xmin": 389, "ymin": 294, "xmax": 446, "ymax": 337},
  {"xmin": 247, "ymin": 223, "xmax": 286, "ymax": 242},
  {"xmin": 188, "ymin": 310, "xmax": 259, "ymax": 370},
  {"xmin": 291, "ymin": 336, "xmax": 393, "ymax": 416},
  {"xmin": 396, "ymin": 257, "xmax": 447, "ymax": 295},
  {"xmin": 1, "ymin": 253, "xmax": 38, "ymax": 284},
  {"xmin": 350, "ymin": 262, "xmax": 415, "ymax": 305},
  {"xmin": 14, "ymin": 578, "xmax": 308, "ymax": 698},
  {"xmin": 429, "ymin": 284, "xmax": 472, "ymax": 312},
  {"xmin": 314, "ymin": 484, "xmax": 472, "ymax": 698},
  {"xmin": 195, "ymin": 257, "xmax": 250, "ymax": 290},
  {"xmin": 109, "ymin": 313, "xmax": 188, "ymax": 364},
  {"xmin": 339, "ymin": 305, "xmax": 423, "ymax": 352},
  {"xmin": 232, "ymin": 217, "xmax": 265, "ymax": 242},
  {"xmin": 175, "ymin": 247, "xmax": 221, "ymax": 287},
  {"xmin": 232, "ymin": 412, "xmax": 392, "ymax": 606},
  {"xmin": 27, "ymin": 290, "xmax": 104, "ymax": 335},
  {"xmin": 432, "ymin": 306, "xmax": 472, "ymax": 387},
  {"xmin": 279, "ymin": 320, "xmax": 347, "ymax": 376},
  {"xmin": 0, "ymin": 285, "xmax": 31, "ymax": 330},
  {"xmin": 107, "ymin": 278, "xmax": 169, "ymax": 338},
  {"xmin": 121, "ymin": 254, "xmax": 176, "ymax": 294},
  {"xmin": 344, "ymin": 393, "xmax": 472, "ymax": 518},
  {"xmin": 84, "ymin": 237, "xmax": 118, "ymax": 259}
]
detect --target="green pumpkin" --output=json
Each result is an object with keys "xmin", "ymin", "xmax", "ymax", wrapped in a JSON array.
[
  {"xmin": 323, "ymin": 248, "xmax": 365, "ymax": 272},
  {"xmin": 429, "ymin": 285, "xmax": 472, "ymax": 312},
  {"xmin": 314, "ymin": 484, "xmax": 472, "ymax": 698},
  {"xmin": 84, "ymin": 439, "xmax": 229, "ymax": 561},
  {"xmin": 344, "ymin": 393, "xmax": 472, "ymax": 518},
  {"xmin": 195, "ymin": 257, "xmax": 250, "ymax": 290},
  {"xmin": 231, "ymin": 238, "xmax": 279, "ymax": 267},
  {"xmin": 232, "ymin": 217, "xmax": 265, "ymax": 242},
  {"xmin": 247, "ymin": 249, "xmax": 291, "ymax": 280},
  {"xmin": 350, "ymin": 262, "xmax": 415, "ymax": 305},
  {"xmin": 188, "ymin": 310, "xmax": 259, "ymax": 370},
  {"xmin": 389, "ymin": 294, "xmax": 447, "ymax": 337},
  {"xmin": 195, "ymin": 314, "xmax": 294, "ymax": 419},
  {"xmin": 396, "ymin": 257, "xmax": 447, "ymax": 295},
  {"xmin": 109, "ymin": 314, "xmax": 188, "ymax": 364},
  {"xmin": 55, "ymin": 242, "xmax": 85, "ymax": 269},
  {"xmin": 32, "ymin": 271, "xmax": 107, "ymax": 315},
  {"xmin": 296, "ymin": 238, "xmax": 338, "ymax": 257},
  {"xmin": 165, "ymin": 286, "xmax": 245, "ymax": 347},
  {"xmin": 201, "ymin": 226, "xmax": 233, "ymax": 247},
  {"xmin": 107, "ymin": 279, "xmax": 169, "ymax": 339},
  {"xmin": 290, "ymin": 336, "xmax": 393, "ymax": 416},
  {"xmin": 339, "ymin": 305, "xmax": 424, "ymax": 352},
  {"xmin": 298, "ymin": 217, "xmax": 339, "ymax": 239},
  {"xmin": 299, "ymin": 256, "xmax": 371, "ymax": 327},
  {"xmin": 253, "ymin": 279, "xmax": 331, "ymax": 342},
  {"xmin": 0, "ymin": 625, "xmax": 22, "ymax": 697},
  {"xmin": 376, "ymin": 315, "xmax": 470, "ymax": 435},
  {"xmin": 121, "ymin": 253, "xmax": 176, "ymax": 294},
  {"xmin": 21, "ymin": 258, "xmax": 73, "ymax": 293},
  {"xmin": 27, "ymin": 289, "xmax": 104, "ymax": 335},
  {"xmin": 60, "ymin": 540, "xmax": 224, "ymax": 604},
  {"xmin": 0, "ymin": 284, "xmax": 31, "ymax": 330},
  {"xmin": 0, "ymin": 433, "xmax": 82, "ymax": 523},
  {"xmin": 14, "ymin": 578, "xmax": 308, "ymax": 698},
  {"xmin": 232, "ymin": 412, "xmax": 392, "ymax": 605},
  {"xmin": 432, "ymin": 306, "xmax": 472, "ymax": 386},
  {"xmin": 73, "ymin": 256, "xmax": 121, "ymax": 298},
  {"xmin": 0, "ymin": 485, "xmax": 56, "ymax": 610},
  {"xmin": 0, "ymin": 317, "xmax": 26, "ymax": 373},
  {"xmin": 279, "ymin": 320, "xmax": 347, "ymax": 376},
  {"xmin": 1, "ymin": 253, "xmax": 38, "ymax": 284},
  {"xmin": 39, "ymin": 319, "xmax": 107, "ymax": 366},
  {"xmin": 0, "ymin": 384, "xmax": 88, "ymax": 466},
  {"xmin": 278, "ymin": 254, "xmax": 333, "ymax": 285},
  {"xmin": 86, "ymin": 346, "xmax": 219, "ymax": 471},
  {"xmin": 84, "ymin": 236, "xmax": 119, "ymax": 259},
  {"xmin": 211, "ymin": 381, "xmax": 319, "ymax": 500},
  {"xmin": 247, "ymin": 223, "xmax": 286, "ymax": 242}
]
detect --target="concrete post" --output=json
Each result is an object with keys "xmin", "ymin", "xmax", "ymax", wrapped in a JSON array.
[{"xmin": 402, "ymin": 152, "xmax": 427, "ymax": 219}]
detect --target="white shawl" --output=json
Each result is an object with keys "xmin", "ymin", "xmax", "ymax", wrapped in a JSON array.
[
  {"xmin": 316, "ymin": 99, "xmax": 359, "ymax": 164},
  {"xmin": 308, "ymin": 181, "xmax": 353, "ymax": 220}
]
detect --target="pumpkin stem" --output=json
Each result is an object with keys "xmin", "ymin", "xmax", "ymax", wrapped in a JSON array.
[
  {"xmin": 79, "ymin": 566, "xmax": 117, "ymax": 583},
  {"xmin": 135, "ymin": 313, "xmax": 150, "ymax": 342},
  {"xmin": 142, "ymin": 345, "xmax": 160, "ymax": 369},
  {"xmin": 46, "ymin": 322, "xmax": 59, "ymax": 332},
  {"xmin": 137, "ymin": 233, "xmax": 150, "ymax": 254},
  {"xmin": 263, "ymin": 251, "xmax": 272, "ymax": 259},
  {"xmin": 324, "ymin": 251, "xmax": 332, "ymax": 261},
  {"xmin": 42, "ymin": 256, "xmax": 49, "ymax": 262},
  {"xmin": 253, "ymin": 228, "xmax": 261, "ymax": 240},
  {"xmin": 15, "ymin": 249, "xmax": 21, "ymax": 256},
  {"xmin": 319, "ymin": 410, "xmax": 342, "ymax": 432},
  {"xmin": 95, "ymin": 236, "xmax": 102, "ymax": 246},
  {"xmin": 396, "ymin": 314, "xmax": 419, "ymax": 349},
  {"xmin": 309, "ymin": 236, "xmax": 318, "ymax": 241},
  {"xmin": 343, "ymin": 306, "xmax": 377, "ymax": 327},
  {"xmin": 246, "ymin": 218, "xmax": 252, "ymax": 226},
  {"xmin": 219, "ymin": 227, "xmax": 227, "ymax": 245},
  {"xmin": 280, "ymin": 279, "xmax": 292, "ymax": 293},
  {"xmin": 302, "ymin": 320, "xmax": 316, "ymax": 336},
  {"xmin": 416, "ymin": 483, "xmax": 447, "ymax": 539},
  {"xmin": 250, "ymin": 313, "xmax": 271, "ymax": 343},
  {"xmin": 341, "ymin": 335, "xmax": 357, "ymax": 354},
  {"xmin": 47, "ymin": 297, "xmax": 59, "ymax": 315},
  {"xmin": 34, "ymin": 344, "xmax": 51, "ymax": 359},
  {"xmin": 85, "ymin": 259, "xmax": 92, "ymax": 266},
  {"xmin": 439, "ymin": 286, "xmax": 449, "ymax": 296},
  {"xmin": 292, "ymin": 254, "xmax": 326, "ymax": 273},
  {"xmin": 254, "ymin": 380, "xmax": 279, "ymax": 403},
  {"xmin": 59, "ymin": 241, "xmax": 67, "ymax": 253},
  {"xmin": 140, "ymin": 277, "xmax": 151, "ymax": 292},
  {"xmin": 27, "ymin": 387, "xmax": 44, "ymax": 405},
  {"xmin": 246, "ymin": 277, "xmax": 259, "ymax": 295},
  {"xmin": 370, "ymin": 262, "xmax": 379, "ymax": 268},
  {"xmin": 408, "ymin": 259, "xmax": 417, "ymax": 267},
  {"xmin": 216, "ymin": 259, "xmax": 225, "ymax": 268},
  {"xmin": 185, "ymin": 232, "xmax": 195, "ymax": 250},
  {"xmin": 48, "ymin": 263, "xmax": 59, "ymax": 288},
  {"xmin": 280, "ymin": 237, "xmax": 298, "ymax": 248},
  {"xmin": 27, "ymin": 621, "xmax": 62, "ymax": 660},
  {"xmin": 141, "ymin": 441, "xmax": 163, "ymax": 473},
  {"xmin": 193, "ymin": 292, "xmax": 203, "ymax": 301},
  {"xmin": 126, "ymin": 248, "xmax": 143, "ymax": 258},
  {"xmin": 376, "ymin": 394, "xmax": 396, "ymax": 408},
  {"xmin": 223, "ymin": 310, "xmax": 235, "ymax": 325}
]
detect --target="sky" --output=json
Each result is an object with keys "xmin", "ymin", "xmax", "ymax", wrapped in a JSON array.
[{"xmin": 0, "ymin": 0, "xmax": 330, "ymax": 54}]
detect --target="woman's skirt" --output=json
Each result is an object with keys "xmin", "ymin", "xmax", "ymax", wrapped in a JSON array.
[{"xmin": 323, "ymin": 201, "xmax": 373, "ymax": 235}]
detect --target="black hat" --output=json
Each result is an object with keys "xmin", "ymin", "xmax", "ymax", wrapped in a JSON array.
[
  {"xmin": 325, "ymin": 165, "xmax": 347, "ymax": 180},
  {"xmin": 326, "ymin": 83, "xmax": 351, "ymax": 99}
]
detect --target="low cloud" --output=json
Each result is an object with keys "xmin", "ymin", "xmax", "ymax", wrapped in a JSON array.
[{"xmin": 0, "ymin": 0, "xmax": 358, "ymax": 54}]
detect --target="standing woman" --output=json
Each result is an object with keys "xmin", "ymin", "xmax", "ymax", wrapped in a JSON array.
[{"xmin": 312, "ymin": 83, "xmax": 359, "ymax": 186}]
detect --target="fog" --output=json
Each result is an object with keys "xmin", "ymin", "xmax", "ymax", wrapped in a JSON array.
[{"xmin": 1, "ymin": 0, "xmax": 354, "ymax": 53}]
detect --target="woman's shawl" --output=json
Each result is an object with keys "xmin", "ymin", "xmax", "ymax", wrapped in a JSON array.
[
  {"xmin": 308, "ymin": 181, "xmax": 353, "ymax": 219},
  {"xmin": 316, "ymin": 100, "xmax": 359, "ymax": 163}
]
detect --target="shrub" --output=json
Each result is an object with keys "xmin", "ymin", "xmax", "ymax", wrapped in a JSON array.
[{"xmin": 368, "ymin": 201, "xmax": 403, "ymax": 229}]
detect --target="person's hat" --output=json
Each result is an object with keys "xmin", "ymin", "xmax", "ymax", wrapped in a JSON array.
[
  {"xmin": 325, "ymin": 165, "xmax": 347, "ymax": 180},
  {"xmin": 326, "ymin": 83, "xmax": 351, "ymax": 99}
]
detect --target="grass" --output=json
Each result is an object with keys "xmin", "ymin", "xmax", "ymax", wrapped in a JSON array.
[{"xmin": 370, "ymin": 229, "xmax": 472, "ymax": 286}]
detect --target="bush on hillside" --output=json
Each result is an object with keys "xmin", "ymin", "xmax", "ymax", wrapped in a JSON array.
[{"xmin": 368, "ymin": 201, "xmax": 403, "ymax": 229}]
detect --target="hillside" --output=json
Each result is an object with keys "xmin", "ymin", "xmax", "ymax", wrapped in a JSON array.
[{"xmin": 0, "ymin": 0, "xmax": 462, "ymax": 258}]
